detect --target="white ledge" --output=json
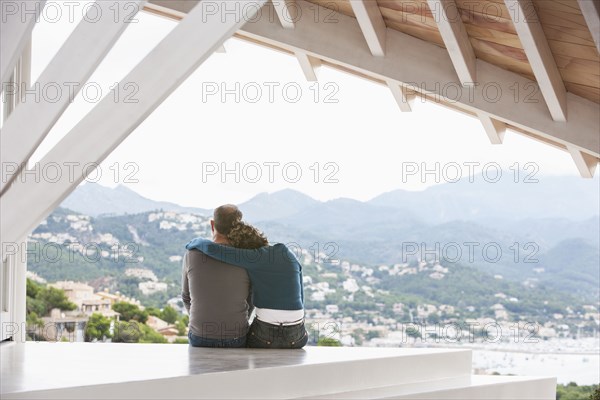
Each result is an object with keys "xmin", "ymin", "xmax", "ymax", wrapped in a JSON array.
[{"xmin": 0, "ymin": 342, "xmax": 555, "ymax": 399}]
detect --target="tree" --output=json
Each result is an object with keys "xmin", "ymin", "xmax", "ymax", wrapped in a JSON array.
[
  {"xmin": 175, "ymin": 320, "xmax": 187, "ymax": 336},
  {"xmin": 112, "ymin": 302, "xmax": 148, "ymax": 323},
  {"xmin": 113, "ymin": 321, "xmax": 142, "ymax": 343},
  {"xmin": 26, "ymin": 279, "xmax": 41, "ymax": 298},
  {"xmin": 26, "ymin": 279, "xmax": 76, "ymax": 316},
  {"xmin": 145, "ymin": 307, "xmax": 162, "ymax": 317},
  {"xmin": 139, "ymin": 323, "xmax": 167, "ymax": 343},
  {"xmin": 161, "ymin": 306, "xmax": 178, "ymax": 324},
  {"xmin": 85, "ymin": 313, "xmax": 112, "ymax": 342},
  {"xmin": 317, "ymin": 337, "xmax": 342, "ymax": 347},
  {"xmin": 40, "ymin": 286, "xmax": 77, "ymax": 315},
  {"xmin": 26, "ymin": 312, "xmax": 45, "ymax": 341}
]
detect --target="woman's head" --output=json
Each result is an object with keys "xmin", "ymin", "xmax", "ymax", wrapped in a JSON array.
[{"xmin": 226, "ymin": 221, "xmax": 268, "ymax": 249}]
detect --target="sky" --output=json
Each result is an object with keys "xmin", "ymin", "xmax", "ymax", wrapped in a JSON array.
[{"xmin": 25, "ymin": 1, "xmax": 588, "ymax": 209}]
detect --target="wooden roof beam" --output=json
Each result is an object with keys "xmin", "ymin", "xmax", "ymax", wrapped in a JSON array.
[
  {"xmin": 295, "ymin": 51, "xmax": 320, "ymax": 81},
  {"xmin": 272, "ymin": 0, "xmax": 296, "ymax": 29},
  {"xmin": 232, "ymin": 0, "xmax": 598, "ymax": 158},
  {"xmin": 478, "ymin": 113, "xmax": 507, "ymax": 144},
  {"xmin": 505, "ymin": 0, "xmax": 567, "ymax": 122},
  {"xmin": 387, "ymin": 81, "xmax": 415, "ymax": 112},
  {"xmin": 577, "ymin": 0, "xmax": 600, "ymax": 53},
  {"xmin": 568, "ymin": 146, "xmax": 599, "ymax": 178},
  {"xmin": 427, "ymin": 0, "xmax": 476, "ymax": 86},
  {"xmin": 349, "ymin": 0, "xmax": 387, "ymax": 56}
]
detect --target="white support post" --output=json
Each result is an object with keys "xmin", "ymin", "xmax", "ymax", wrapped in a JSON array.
[
  {"xmin": 577, "ymin": 0, "xmax": 600, "ymax": 53},
  {"xmin": 568, "ymin": 145, "xmax": 598, "ymax": 178},
  {"xmin": 427, "ymin": 0, "xmax": 476, "ymax": 86},
  {"xmin": 505, "ymin": 0, "xmax": 567, "ymax": 122},
  {"xmin": 13, "ymin": 241, "xmax": 27, "ymax": 343},
  {"xmin": 272, "ymin": 0, "xmax": 296, "ymax": 29},
  {"xmin": 0, "ymin": 0, "xmax": 268, "ymax": 248},
  {"xmin": 387, "ymin": 80, "xmax": 414, "ymax": 112},
  {"xmin": 0, "ymin": 38, "xmax": 31, "ymax": 343},
  {"xmin": 0, "ymin": 242, "xmax": 27, "ymax": 343},
  {"xmin": 0, "ymin": 0, "xmax": 146, "ymax": 194},
  {"xmin": 478, "ymin": 112, "xmax": 507, "ymax": 144},
  {"xmin": 295, "ymin": 52, "xmax": 320, "ymax": 81},
  {"xmin": 0, "ymin": 0, "xmax": 45, "ymax": 86},
  {"xmin": 349, "ymin": 0, "xmax": 387, "ymax": 56}
]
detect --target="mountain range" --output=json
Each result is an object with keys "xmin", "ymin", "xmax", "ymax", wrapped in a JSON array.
[
  {"xmin": 64, "ymin": 172, "xmax": 600, "ymax": 223},
  {"xmin": 58, "ymin": 175, "xmax": 599, "ymax": 301},
  {"xmin": 61, "ymin": 184, "xmax": 210, "ymax": 217}
]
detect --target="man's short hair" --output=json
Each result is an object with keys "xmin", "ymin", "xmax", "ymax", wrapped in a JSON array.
[{"xmin": 213, "ymin": 204, "xmax": 242, "ymax": 235}]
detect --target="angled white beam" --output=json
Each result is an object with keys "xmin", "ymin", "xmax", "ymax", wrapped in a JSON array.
[
  {"xmin": 0, "ymin": 0, "xmax": 45, "ymax": 85},
  {"xmin": 295, "ymin": 52, "xmax": 320, "ymax": 81},
  {"xmin": 216, "ymin": 44, "xmax": 227, "ymax": 53},
  {"xmin": 427, "ymin": 0, "xmax": 476, "ymax": 86},
  {"xmin": 386, "ymin": 80, "xmax": 415, "ymax": 112},
  {"xmin": 478, "ymin": 112, "xmax": 506, "ymax": 144},
  {"xmin": 0, "ymin": 0, "xmax": 146, "ymax": 194},
  {"xmin": 505, "ymin": 0, "xmax": 567, "ymax": 122},
  {"xmin": 568, "ymin": 145, "xmax": 598, "ymax": 178},
  {"xmin": 221, "ymin": 0, "xmax": 598, "ymax": 157},
  {"xmin": 272, "ymin": 0, "xmax": 296, "ymax": 29},
  {"xmin": 349, "ymin": 0, "xmax": 386, "ymax": 56},
  {"xmin": 1, "ymin": 0, "xmax": 268, "ymax": 251},
  {"xmin": 577, "ymin": 0, "xmax": 600, "ymax": 53}
]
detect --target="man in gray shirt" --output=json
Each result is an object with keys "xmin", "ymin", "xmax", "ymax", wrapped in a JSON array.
[{"xmin": 182, "ymin": 204, "xmax": 252, "ymax": 348}]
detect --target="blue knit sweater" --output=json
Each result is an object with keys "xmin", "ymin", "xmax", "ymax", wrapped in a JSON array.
[{"xmin": 185, "ymin": 238, "xmax": 304, "ymax": 310}]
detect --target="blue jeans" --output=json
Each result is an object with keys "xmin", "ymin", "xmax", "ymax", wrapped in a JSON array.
[
  {"xmin": 247, "ymin": 319, "xmax": 308, "ymax": 349},
  {"xmin": 188, "ymin": 331, "xmax": 247, "ymax": 348}
]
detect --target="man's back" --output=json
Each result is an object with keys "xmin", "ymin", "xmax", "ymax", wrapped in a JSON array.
[{"xmin": 182, "ymin": 249, "xmax": 251, "ymax": 340}]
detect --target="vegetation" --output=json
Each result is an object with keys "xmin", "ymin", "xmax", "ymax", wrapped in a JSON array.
[
  {"xmin": 29, "ymin": 208, "xmax": 597, "ymax": 328},
  {"xmin": 112, "ymin": 320, "xmax": 167, "ymax": 343},
  {"xmin": 160, "ymin": 306, "xmax": 179, "ymax": 324},
  {"xmin": 26, "ymin": 279, "xmax": 77, "ymax": 340},
  {"xmin": 556, "ymin": 383, "xmax": 599, "ymax": 400},
  {"xmin": 112, "ymin": 302, "xmax": 148, "ymax": 323},
  {"xmin": 317, "ymin": 337, "xmax": 342, "ymax": 347},
  {"xmin": 26, "ymin": 279, "xmax": 77, "ymax": 317},
  {"xmin": 84, "ymin": 313, "xmax": 112, "ymax": 342}
]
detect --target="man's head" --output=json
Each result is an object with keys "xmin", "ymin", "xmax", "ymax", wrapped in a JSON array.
[{"xmin": 212, "ymin": 204, "xmax": 242, "ymax": 236}]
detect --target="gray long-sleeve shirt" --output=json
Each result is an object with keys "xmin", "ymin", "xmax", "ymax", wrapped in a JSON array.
[{"xmin": 182, "ymin": 249, "xmax": 252, "ymax": 339}]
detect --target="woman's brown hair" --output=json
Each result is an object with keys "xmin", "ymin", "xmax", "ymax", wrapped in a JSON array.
[{"xmin": 226, "ymin": 221, "xmax": 268, "ymax": 249}]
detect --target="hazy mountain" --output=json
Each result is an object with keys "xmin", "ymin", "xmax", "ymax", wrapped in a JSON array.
[
  {"xmin": 369, "ymin": 174, "xmax": 600, "ymax": 224},
  {"xmin": 239, "ymin": 189, "xmax": 319, "ymax": 222},
  {"xmin": 61, "ymin": 183, "xmax": 210, "ymax": 217},
  {"xmin": 534, "ymin": 239, "xmax": 600, "ymax": 300},
  {"xmin": 494, "ymin": 217, "xmax": 600, "ymax": 249},
  {"xmin": 277, "ymin": 198, "xmax": 421, "ymax": 240},
  {"xmin": 58, "ymin": 177, "xmax": 599, "ymax": 293}
]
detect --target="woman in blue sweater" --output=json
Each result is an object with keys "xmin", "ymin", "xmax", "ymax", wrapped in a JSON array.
[{"xmin": 186, "ymin": 222, "xmax": 308, "ymax": 349}]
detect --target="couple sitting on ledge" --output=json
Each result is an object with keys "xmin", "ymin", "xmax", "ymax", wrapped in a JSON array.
[{"xmin": 182, "ymin": 204, "xmax": 307, "ymax": 349}]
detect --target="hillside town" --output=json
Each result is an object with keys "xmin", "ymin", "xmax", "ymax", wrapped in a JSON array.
[
  {"xmin": 26, "ymin": 272, "xmax": 185, "ymax": 343},
  {"xmin": 25, "ymin": 209, "xmax": 600, "ymax": 349}
]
